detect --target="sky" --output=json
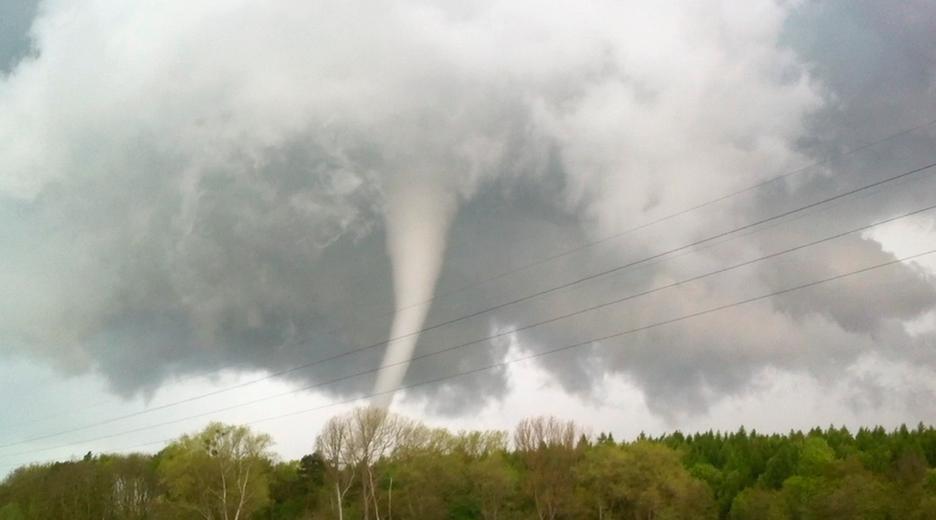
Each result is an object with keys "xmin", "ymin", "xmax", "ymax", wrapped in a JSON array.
[{"xmin": 1, "ymin": 0, "xmax": 936, "ymax": 473}]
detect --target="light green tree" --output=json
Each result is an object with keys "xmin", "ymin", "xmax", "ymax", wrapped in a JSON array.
[
  {"xmin": 730, "ymin": 488, "xmax": 789, "ymax": 520},
  {"xmin": 514, "ymin": 416, "xmax": 583, "ymax": 520},
  {"xmin": 157, "ymin": 422, "xmax": 273, "ymax": 520},
  {"xmin": 575, "ymin": 441, "xmax": 717, "ymax": 520},
  {"xmin": 467, "ymin": 453, "xmax": 517, "ymax": 520}
]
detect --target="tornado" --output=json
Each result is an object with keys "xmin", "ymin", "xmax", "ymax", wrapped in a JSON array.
[{"xmin": 371, "ymin": 174, "xmax": 456, "ymax": 409}]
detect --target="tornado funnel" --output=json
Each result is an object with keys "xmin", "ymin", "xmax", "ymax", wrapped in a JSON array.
[{"xmin": 371, "ymin": 176, "xmax": 455, "ymax": 409}]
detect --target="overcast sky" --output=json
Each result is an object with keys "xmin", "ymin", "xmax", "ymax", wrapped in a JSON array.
[{"xmin": 1, "ymin": 0, "xmax": 936, "ymax": 473}]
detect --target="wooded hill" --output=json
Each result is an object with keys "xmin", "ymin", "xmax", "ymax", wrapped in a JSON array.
[{"xmin": 2, "ymin": 407, "xmax": 936, "ymax": 519}]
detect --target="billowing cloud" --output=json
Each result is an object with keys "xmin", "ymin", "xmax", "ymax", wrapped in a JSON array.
[{"xmin": 1, "ymin": 0, "xmax": 935, "ymax": 422}]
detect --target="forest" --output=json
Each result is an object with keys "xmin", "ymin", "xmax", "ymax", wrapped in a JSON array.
[{"xmin": 1, "ymin": 407, "xmax": 936, "ymax": 519}]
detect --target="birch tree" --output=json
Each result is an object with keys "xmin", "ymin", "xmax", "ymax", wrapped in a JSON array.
[
  {"xmin": 514, "ymin": 417, "xmax": 583, "ymax": 520},
  {"xmin": 315, "ymin": 407, "xmax": 414, "ymax": 520},
  {"xmin": 157, "ymin": 422, "xmax": 273, "ymax": 520}
]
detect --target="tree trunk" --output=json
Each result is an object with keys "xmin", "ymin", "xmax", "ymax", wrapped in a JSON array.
[
  {"xmin": 233, "ymin": 464, "xmax": 250, "ymax": 520},
  {"xmin": 220, "ymin": 467, "xmax": 229, "ymax": 520},
  {"xmin": 387, "ymin": 477, "xmax": 393, "ymax": 520},
  {"xmin": 369, "ymin": 467, "xmax": 381, "ymax": 520},
  {"xmin": 335, "ymin": 482, "xmax": 344, "ymax": 520},
  {"xmin": 362, "ymin": 469, "xmax": 370, "ymax": 520}
]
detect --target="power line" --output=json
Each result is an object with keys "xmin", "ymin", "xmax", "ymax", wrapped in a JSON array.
[
  {"xmin": 385, "ymin": 117, "xmax": 936, "ymax": 313},
  {"xmin": 5, "ymin": 197, "xmax": 936, "ymax": 449},
  {"xmin": 4, "ymin": 241, "xmax": 934, "ymax": 467},
  {"xmin": 6, "ymin": 117, "xmax": 933, "ymax": 432},
  {"xmin": 3, "ymin": 189, "xmax": 936, "ymax": 453},
  {"xmin": 4, "ymin": 158, "xmax": 936, "ymax": 447},
  {"xmin": 246, "ymin": 250, "xmax": 936, "ymax": 423}
]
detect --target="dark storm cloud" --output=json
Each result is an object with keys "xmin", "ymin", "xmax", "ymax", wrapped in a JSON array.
[
  {"xmin": 0, "ymin": 0, "xmax": 39, "ymax": 73},
  {"xmin": 1, "ymin": 0, "xmax": 935, "ymax": 420},
  {"xmin": 784, "ymin": 0, "xmax": 936, "ymax": 144}
]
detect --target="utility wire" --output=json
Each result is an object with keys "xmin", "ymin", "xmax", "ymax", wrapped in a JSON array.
[
  {"xmin": 4, "ymin": 241, "xmax": 935, "ymax": 466},
  {"xmin": 5, "ymin": 196, "xmax": 936, "ymax": 449},
  {"xmin": 6, "ymin": 117, "xmax": 933, "ymax": 432},
  {"xmin": 4, "ymin": 158, "xmax": 936, "ymax": 446},
  {"xmin": 246, "ymin": 250, "xmax": 936, "ymax": 423},
  {"xmin": 385, "ymin": 117, "xmax": 936, "ymax": 313}
]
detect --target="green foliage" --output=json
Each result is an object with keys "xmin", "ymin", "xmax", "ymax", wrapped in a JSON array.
[
  {"xmin": 156, "ymin": 422, "xmax": 273, "ymax": 519},
  {"xmin": 577, "ymin": 442, "xmax": 716, "ymax": 519},
  {"xmin": 0, "ymin": 455, "xmax": 161, "ymax": 520},
  {"xmin": 797, "ymin": 437, "xmax": 835, "ymax": 477},
  {"xmin": 0, "ymin": 503, "xmax": 25, "ymax": 520},
  {"xmin": 730, "ymin": 488, "xmax": 787, "ymax": 520},
  {"xmin": 760, "ymin": 442, "xmax": 799, "ymax": 489},
  {"xmin": 2, "ymin": 415, "xmax": 936, "ymax": 519}
]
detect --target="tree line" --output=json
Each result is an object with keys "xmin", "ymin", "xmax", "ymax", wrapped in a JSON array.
[{"xmin": 1, "ymin": 407, "xmax": 936, "ymax": 519}]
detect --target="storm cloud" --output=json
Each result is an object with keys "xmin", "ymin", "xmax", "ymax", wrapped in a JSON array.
[{"xmin": 1, "ymin": 0, "xmax": 935, "ymax": 422}]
